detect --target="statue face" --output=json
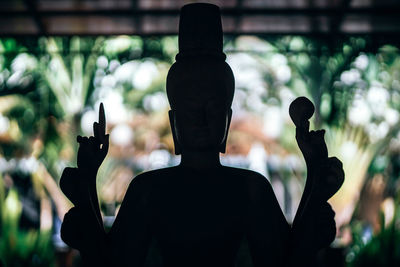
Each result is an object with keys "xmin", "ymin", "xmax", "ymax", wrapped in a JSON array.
[
  {"xmin": 166, "ymin": 59, "xmax": 235, "ymax": 154},
  {"xmin": 172, "ymin": 98, "xmax": 231, "ymax": 152}
]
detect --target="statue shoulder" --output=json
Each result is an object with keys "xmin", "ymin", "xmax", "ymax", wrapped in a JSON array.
[
  {"xmin": 125, "ymin": 166, "xmax": 179, "ymax": 197},
  {"xmin": 222, "ymin": 166, "xmax": 270, "ymax": 182},
  {"xmin": 221, "ymin": 166, "xmax": 274, "ymax": 194}
]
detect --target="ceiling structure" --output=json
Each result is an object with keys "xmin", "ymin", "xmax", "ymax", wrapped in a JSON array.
[{"xmin": 0, "ymin": 0, "xmax": 399, "ymax": 38}]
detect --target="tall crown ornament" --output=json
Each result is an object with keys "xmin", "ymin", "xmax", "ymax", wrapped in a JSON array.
[
  {"xmin": 175, "ymin": 3, "xmax": 226, "ymax": 61},
  {"xmin": 166, "ymin": 3, "xmax": 234, "ymax": 106}
]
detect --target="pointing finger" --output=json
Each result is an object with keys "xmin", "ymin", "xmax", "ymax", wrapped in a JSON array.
[
  {"xmin": 99, "ymin": 103, "xmax": 106, "ymax": 140},
  {"xmin": 93, "ymin": 122, "xmax": 99, "ymax": 140}
]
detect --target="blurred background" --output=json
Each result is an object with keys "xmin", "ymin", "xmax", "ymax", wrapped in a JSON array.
[{"xmin": 0, "ymin": 0, "xmax": 400, "ymax": 266}]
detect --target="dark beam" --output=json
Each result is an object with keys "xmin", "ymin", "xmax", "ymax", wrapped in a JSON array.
[
  {"xmin": 327, "ymin": 0, "xmax": 353, "ymax": 51},
  {"xmin": 1, "ymin": 7, "xmax": 400, "ymax": 17},
  {"xmin": 23, "ymin": 0, "xmax": 46, "ymax": 35},
  {"xmin": 131, "ymin": 0, "xmax": 140, "ymax": 33},
  {"xmin": 234, "ymin": 0, "xmax": 244, "ymax": 30},
  {"xmin": 330, "ymin": 0, "xmax": 352, "ymax": 33}
]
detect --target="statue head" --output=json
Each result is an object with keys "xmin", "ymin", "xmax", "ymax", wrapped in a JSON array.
[{"xmin": 166, "ymin": 3, "xmax": 235, "ymax": 155}]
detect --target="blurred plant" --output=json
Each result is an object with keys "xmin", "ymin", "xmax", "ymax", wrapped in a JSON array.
[
  {"xmin": 227, "ymin": 36, "xmax": 400, "ymax": 228},
  {"xmin": 325, "ymin": 45, "xmax": 400, "ymax": 226},
  {"xmin": 1, "ymin": 35, "xmax": 400, "ymax": 267},
  {"xmin": 347, "ymin": 197, "xmax": 400, "ymax": 267},
  {"xmin": 38, "ymin": 37, "xmax": 104, "ymax": 117},
  {"xmin": 0, "ymin": 172, "xmax": 54, "ymax": 267}
]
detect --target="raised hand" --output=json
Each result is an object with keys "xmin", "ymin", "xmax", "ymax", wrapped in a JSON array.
[
  {"xmin": 290, "ymin": 97, "xmax": 344, "ymax": 253},
  {"xmin": 77, "ymin": 103, "xmax": 109, "ymax": 173},
  {"xmin": 289, "ymin": 97, "xmax": 328, "ymax": 166},
  {"xmin": 289, "ymin": 97, "xmax": 344, "ymax": 200},
  {"xmin": 312, "ymin": 157, "xmax": 345, "ymax": 201},
  {"xmin": 60, "ymin": 103, "xmax": 109, "ymax": 211}
]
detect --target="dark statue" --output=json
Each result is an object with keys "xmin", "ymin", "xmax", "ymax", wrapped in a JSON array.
[{"xmin": 60, "ymin": 3, "xmax": 344, "ymax": 267}]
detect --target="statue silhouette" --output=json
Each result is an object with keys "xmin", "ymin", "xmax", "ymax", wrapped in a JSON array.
[{"xmin": 60, "ymin": 3, "xmax": 344, "ymax": 267}]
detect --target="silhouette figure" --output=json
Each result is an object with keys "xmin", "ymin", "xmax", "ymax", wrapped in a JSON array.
[{"xmin": 60, "ymin": 3, "xmax": 344, "ymax": 267}]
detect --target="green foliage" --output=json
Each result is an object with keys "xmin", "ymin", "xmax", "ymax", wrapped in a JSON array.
[
  {"xmin": 348, "ymin": 202, "xmax": 400, "ymax": 267},
  {"xmin": 0, "ymin": 175, "xmax": 54, "ymax": 267},
  {"xmin": 1, "ymin": 35, "xmax": 400, "ymax": 267}
]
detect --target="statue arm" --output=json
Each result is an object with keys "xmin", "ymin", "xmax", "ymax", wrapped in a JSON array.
[
  {"xmin": 245, "ymin": 175, "xmax": 291, "ymax": 267},
  {"xmin": 60, "ymin": 171, "xmax": 153, "ymax": 267},
  {"xmin": 107, "ymin": 175, "xmax": 153, "ymax": 266},
  {"xmin": 60, "ymin": 103, "xmax": 112, "ymax": 265},
  {"xmin": 287, "ymin": 96, "xmax": 344, "ymax": 265},
  {"xmin": 245, "ymin": 158, "xmax": 343, "ymax": 267},
  {"xmin": 244, "ymin": 174, "xmax": 326, "ymax": 267},
  {"xmin": 60, "ymin": 168, "xmax": 108, "ymax": 266}
]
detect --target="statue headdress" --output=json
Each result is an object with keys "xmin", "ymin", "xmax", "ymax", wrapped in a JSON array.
[{"xmin": 166, "ymin": 3, "xmax": 234, "ymax": 109}]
